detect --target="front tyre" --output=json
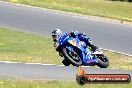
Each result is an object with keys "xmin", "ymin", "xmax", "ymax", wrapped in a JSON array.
[
  {"xmin": 96, "ymin": 55, "xmax": 109, "ymax": 68},
  {"xmin": 62, "ymin": 47, "xmax": 82, "ymax": 66}
]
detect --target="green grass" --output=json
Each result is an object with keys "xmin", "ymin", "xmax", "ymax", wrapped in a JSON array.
[
  {"xmin": 104, "ymin": 51, "xmax": 132, "ymax": 70},
  {"xmin": 0, "ymin": 28, "xmax": 62, "ymax": 64},
  {"xmin": 2, "ymin": 0, "xmax": 132, "ymax": 22},
  {"xmin": 0, "ymin": 28, "xmax": 132, "ymax": 70},
  {"xmin": 0, "ymin": 79, "xmax": 131, "ymax": 88}
]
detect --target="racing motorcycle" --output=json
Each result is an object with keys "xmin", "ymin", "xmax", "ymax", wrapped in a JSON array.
[{"xmin": 57, "ymin": 33, "xmax": 109, "ymax": 68}]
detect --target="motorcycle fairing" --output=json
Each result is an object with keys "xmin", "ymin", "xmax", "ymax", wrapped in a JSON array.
[
  {"xmin": 67, "ymin": 38, "xmax": 98, "ymax": 65},
  {"xmin": 58, "ymin": 33, "xmax": 98, "ymax": 65}
]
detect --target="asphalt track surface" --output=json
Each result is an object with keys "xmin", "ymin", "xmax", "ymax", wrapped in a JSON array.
[
  {"xmin": 0, "ymin": 1, "xmax": 132, "ymax": 80},
  {"xmin": 0, "ymin": 1, "xmax": 132, "ymax": 55},
  {"xmin": 0, "ymin": 62, "xmax": 132, "ymax": 80}
]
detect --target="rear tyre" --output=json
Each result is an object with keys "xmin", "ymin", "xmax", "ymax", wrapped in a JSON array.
[
  {"xmin": 62, "ymin": 47, "xmax": 82, "ymax": 66},
  {"xmin": 96, "ymin": 55, "xmax": 109, "ymax": 68}
]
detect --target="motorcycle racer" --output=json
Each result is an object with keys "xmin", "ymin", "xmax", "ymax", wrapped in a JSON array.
[{"xmin": 52, "ymin": 29, "xmax": 98, "ymax": 66}]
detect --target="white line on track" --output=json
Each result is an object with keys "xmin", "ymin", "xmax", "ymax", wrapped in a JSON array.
[
  {"xmin": 101, "ymin": 48, "xmax": 132, "ymax": 57},
  {"xmin": 0, "ymin": 61, "xmax": 90, "ymax": 67},
  {"xmin": 0, "ymin": 61, "xmax": 63, "ymax": 66}
]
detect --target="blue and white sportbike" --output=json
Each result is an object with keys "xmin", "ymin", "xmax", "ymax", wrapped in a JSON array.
[{"xmin": 57, "ymin": 33, "xmax": 109, "ymax": 68}]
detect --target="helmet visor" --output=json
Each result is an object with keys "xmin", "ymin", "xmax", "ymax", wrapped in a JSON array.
[{"xmin": 52, "ymin": 35, "xmax": 58, "ymax": 42}]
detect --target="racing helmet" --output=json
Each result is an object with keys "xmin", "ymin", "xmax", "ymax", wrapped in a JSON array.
[{"xmin": 52, "ymin": 29, "xmax": 62, "ymax": 42}]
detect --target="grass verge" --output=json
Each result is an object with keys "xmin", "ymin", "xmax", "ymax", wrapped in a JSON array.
[
  {"xmin": 0, "ymin": 28, "xmax": 132, "ymax": 70},
  {"xmin": 0, "ymin": 28, "xmax": 62, "ymax": 64},
  {"xmin": 1, "ymin": 0, "xmax": 132, "ymax": 22},
  {"xmin": 0, "ymin": 79, "xmax": 131, "ymax": 88}
]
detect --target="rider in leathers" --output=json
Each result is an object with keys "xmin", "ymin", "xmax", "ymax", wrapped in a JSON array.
[{"xmin": 52, "ymin": 29, "xmax": 98, "ymax": 66}]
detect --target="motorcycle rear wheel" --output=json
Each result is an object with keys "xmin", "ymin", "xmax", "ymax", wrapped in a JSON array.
[{"xmin": 96, "ymin": 54, "xmax": 109, "ymax": 68}]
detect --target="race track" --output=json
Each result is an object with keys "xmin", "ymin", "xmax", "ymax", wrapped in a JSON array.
[
  {"xmin": 0, "ymin": 62, "xmax": 132, "ymax": 80},
  {"xmin": 0, "ymin": 1, "xmax": 132, "ymax": 80}
]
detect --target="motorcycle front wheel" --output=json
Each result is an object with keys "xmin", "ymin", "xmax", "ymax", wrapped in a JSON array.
[{"xmin": 61, "ymin": 47, "xmax": 82, "ymax": 66}]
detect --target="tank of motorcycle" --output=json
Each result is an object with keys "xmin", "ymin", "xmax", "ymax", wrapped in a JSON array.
[
  {"xmin": 58, "ymin": 33, "xmax": 70, "ymax": 46},
  {"xmin": 58, "ymin": 33, "xmax": 87, "ymax": 50}
]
